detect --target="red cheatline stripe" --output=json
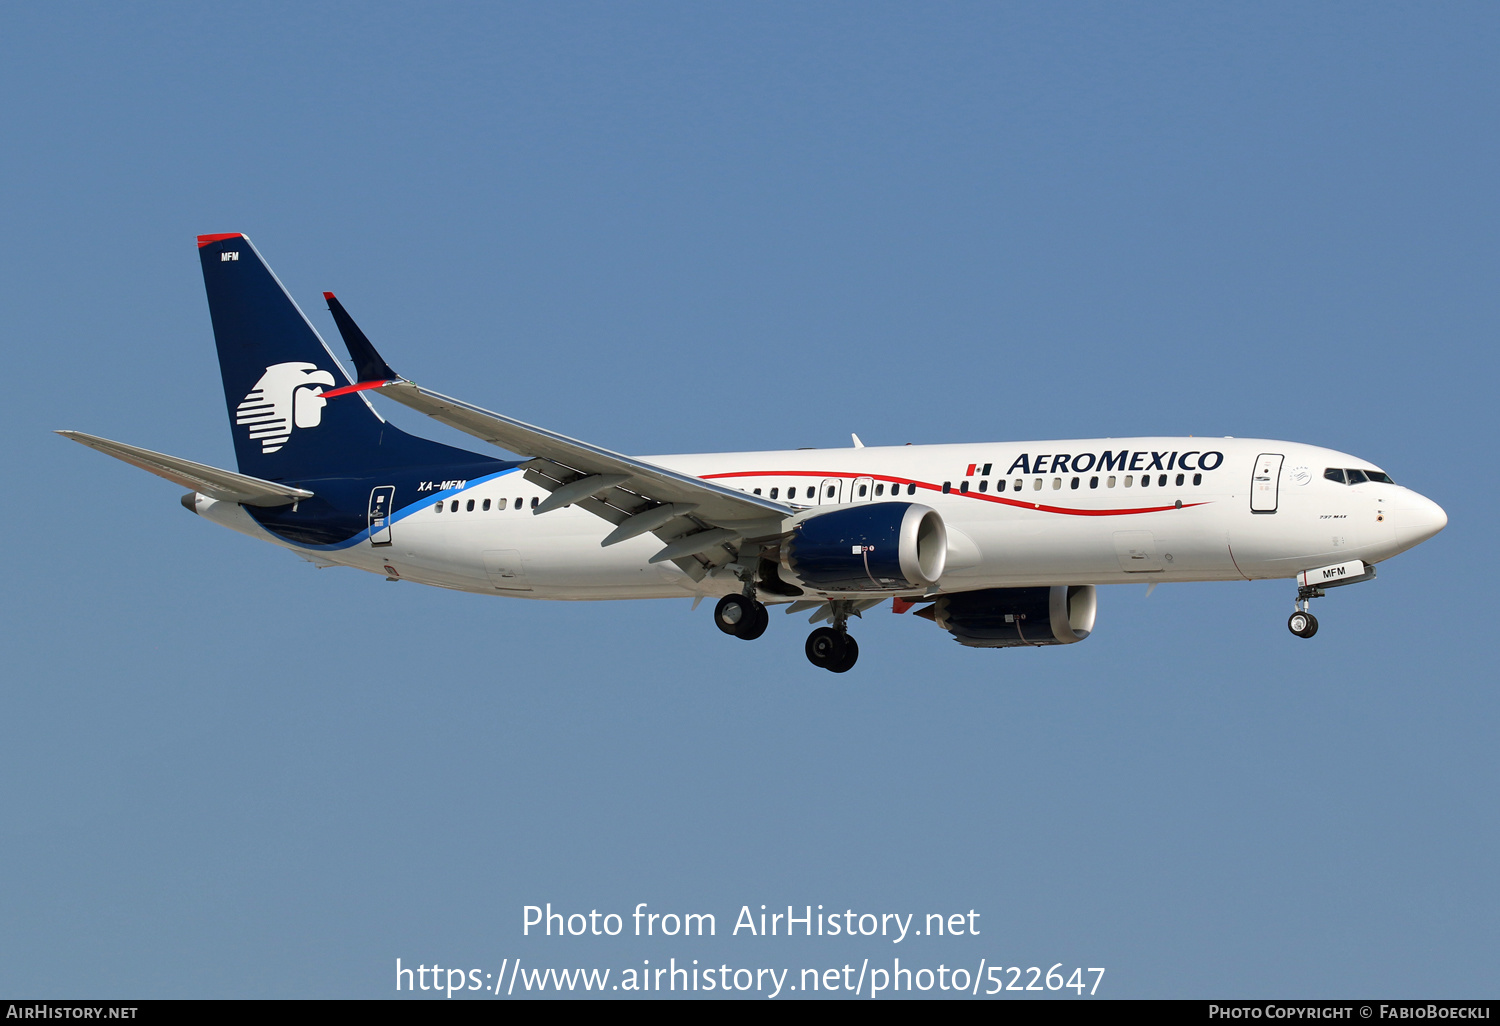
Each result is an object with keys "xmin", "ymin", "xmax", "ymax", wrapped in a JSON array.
[
  {"xmin": 196, "ymin": 233, "xmax": 242, "ymax": 247},
  {"xmin": 321, "ymin": 379, "xmax": 393, "ymax": 399},
  {"xmin": 700, "ymin": 469, "xmax": 1209, "ymax": 517}
]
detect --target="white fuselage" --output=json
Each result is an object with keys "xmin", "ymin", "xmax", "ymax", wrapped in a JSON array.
[{"xmin": 195, "ymin": 437, "xmax": 1447, "ymax": 602}]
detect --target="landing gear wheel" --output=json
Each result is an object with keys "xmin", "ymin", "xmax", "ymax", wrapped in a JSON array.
[
  {"xmin": 805, "ymin": 626, "xmax": 848, "ymax": 669},
  {"xmin": 714, "ymin": 594, "xmax": 752, "ymax": 636},
  {"xmin": 738, "ymin": 602, "xmax": 769, "ymax": 641},
  {"xmin": 714, "ymin": 594, "xmax": 768, "ymax": 640},
  {"xmin": 1288, "ymin": 611, "xmax": 1319, "ymax": 638},
  {"xmin": 828, "ymin": 634, "xmax": 859, "ymax": 673}
]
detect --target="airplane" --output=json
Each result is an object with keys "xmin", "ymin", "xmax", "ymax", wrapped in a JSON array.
[{"xmin": 58, "ymin": 233, "xmax": 1448, "ymax": 672}]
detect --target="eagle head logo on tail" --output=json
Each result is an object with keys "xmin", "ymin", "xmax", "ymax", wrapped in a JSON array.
[{"xmin": 235, "ymin": 362, "xmax": 337, "ymax": 454}]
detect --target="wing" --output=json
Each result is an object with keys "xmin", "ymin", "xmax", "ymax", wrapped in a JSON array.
[
  {"xmin": 319, "ymin": 295, "xmax": 793, "ymax": 578},
  {"xmin": 57, "ymin": 430, "xmax": 314, "ymax": 507},
  {"xmin": 378, "ymin": 381, "xmax": 789, "ymax": 577}
]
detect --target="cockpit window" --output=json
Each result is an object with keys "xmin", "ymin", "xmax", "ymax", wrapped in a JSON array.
[{"xmin": 1325, "ymin": 467, "xmax": 1395, "ymax": 485}]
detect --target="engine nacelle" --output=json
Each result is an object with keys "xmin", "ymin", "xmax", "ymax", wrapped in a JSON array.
[
  {"xmin": 926, "ymin": 585, "xmax": 1097, "ymax": 648},
  {"xmin": 783, "ymin": 503, "xmax": 947, "ymax": 592}
]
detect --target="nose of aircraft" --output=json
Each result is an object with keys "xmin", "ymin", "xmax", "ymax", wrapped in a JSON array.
[{"xmin": 1397, "ymin": 492, "xmax": 1448, "ymax": 547}]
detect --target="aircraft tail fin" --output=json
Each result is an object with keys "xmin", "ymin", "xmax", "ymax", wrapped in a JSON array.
[{"xmin": 197, "ymin": 234, "xmax": 483, "ymax": 480}]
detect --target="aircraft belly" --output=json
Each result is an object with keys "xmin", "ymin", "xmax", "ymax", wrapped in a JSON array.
[
  {"xmin": 389, "ymin": 510, "xmax": 691, "ymax": 598},
  {"xmin": 949, "ymin": 514, "xmax": 1116, "ymax": 580},
  {"xmin": 944, "ymin": 504, "xmax": 1239, "ymax": 584}
]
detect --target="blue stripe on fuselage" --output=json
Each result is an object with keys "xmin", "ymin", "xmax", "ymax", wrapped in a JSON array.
[{"xmin": 246, "ymin": 463, "xmax": 522, "ymax": 550}]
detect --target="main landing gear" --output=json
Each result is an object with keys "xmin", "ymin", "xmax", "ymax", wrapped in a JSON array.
[
  {"xmin": 711, "ymin": 583, "xmax": 859, "ymax": 673},
  {"xmin": 714, "ymin": 593, "xmax": 768, "ymax": 641},
  {"xmin": 1288, "ymin": 585, "xmax": 1323, "ymax": 639},
  {"xmin": 806, "ymin": 626, "xmax": 859, "ymax": 673},
  {"xmin": 805, "ymin": 601, "xmax": 859, "ymax": 673}
]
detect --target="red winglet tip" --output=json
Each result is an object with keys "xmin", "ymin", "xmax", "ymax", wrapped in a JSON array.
[
  {"xmin": 196, "ymin": 232, "xmax": 242, "ymax": 248},
  {"xmin": 323, "ymin": 292, "xmax": 336, "ymax": 300}
]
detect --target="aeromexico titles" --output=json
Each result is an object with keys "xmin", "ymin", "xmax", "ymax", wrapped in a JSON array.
[{"xmin": 59, "ymin": 234, "xmax": 1447, "ymax": 672}]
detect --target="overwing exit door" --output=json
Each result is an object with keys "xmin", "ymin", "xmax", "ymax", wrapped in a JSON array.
[
  {"xmin": 819, "ymin": 478, "xmax": 845, "ymax": 504},
  {"xmin": 1251, "ymin": 454, "xmax": 1284, "ymax": 514},
  {"xmin": 368, "ymin": 485, "xmax": 395, "ymax": 545}
]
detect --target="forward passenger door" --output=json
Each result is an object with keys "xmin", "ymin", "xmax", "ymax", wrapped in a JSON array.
[{"xmin": 1251, "ymin": 454, "xmax": 1284, "ymax": 514}]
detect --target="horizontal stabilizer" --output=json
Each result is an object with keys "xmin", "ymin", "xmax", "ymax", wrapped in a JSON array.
[{"xmin": 56, "ymin": 430, "xmax": 314, "ymax": 507}]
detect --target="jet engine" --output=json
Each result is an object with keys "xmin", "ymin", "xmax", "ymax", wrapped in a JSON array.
[
  {"xmin": 920, "ymin": 585, "xmax": 1097, "ymax": 647},
  {"xmin": 782, "ymin": 503, "xmax": 947, "ymax": 592}
]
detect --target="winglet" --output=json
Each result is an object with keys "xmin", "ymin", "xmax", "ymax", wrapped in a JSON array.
[{"xmin": 323, "ymin": 292, "xmax": 399, "ymax": 383}]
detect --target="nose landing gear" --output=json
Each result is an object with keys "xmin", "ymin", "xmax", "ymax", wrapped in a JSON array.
[
  {"xmin": 1288, "ymin": 584, "xmax": 1323, "ymax": 639},
  {"xmin": 1288, "ymin": 610, "xmax": 1319, "ymax": 638}
]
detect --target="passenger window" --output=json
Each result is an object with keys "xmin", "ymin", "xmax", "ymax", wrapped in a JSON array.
[
  {"xmin": 876, "ymin": 483, "xmax": 885, "ymax": 496},
  {"xmin": 959, "ymin": 481, "xmax": 968, "ymax": 494},
  {"xmin": 1107, "ymin": 476, "xmax": 1116, "ymax": 488},
  {"xmin": 1090, "ymin": 476, "xmax": 1099, "ymax": 489},
  {"xmin": 483, "ymin": 498, "xmax": 491, "ymax": 511},
  {"xmin": 530, "ymin": 496, "xmax": 538, "ymax": 508},
  {"xmin": 753, "ymin": 488, "xmax": 762, "ymax": 495},
  {"xmin": 996, "ymin": 480, "xmax": 1006, "ymax": 492},
  {"xmin": 1052, "ymin": 478, "xmax": 1061, "ymax": 489},
  {"xmin": 977, "ymin": 480, "xmax": 987, "ymax": 493},
  {"xmin": 859, "ymin": 484, "xmax": 868, "ymax": 497},
  {"xmin": 1140, "ymin": 475, "xmax": 1150, "ymax": 487},
  {"xmin": 1346, "ymin": 469, "xmax": 1368, "ymax": 485},
  {"xmin": 1070, "ymin": 477, "xmax": 1079, "ymax": 490},
  {"xmin": 1033, "ymin": 478, "xmax": 1042, "ymax": 491},
  {"xmin": 1124, "ymin": 475, "xmax": 1133, "ymax": 487},
  {"xmin": 1324, "ymin": 468, "xmax": 1346, "ymax": 484},
  {"xmin": 1158, "ymin": 474, "xmax": 1167, "ymax": 487},
  {"xmin": 827, "ymin": 486, "xmax": 835, "ymax": 498},
  {"xmin": 1193, "ymin": 473, "xmax": 1201, "ymax": 486},
  {"xmin": 434, "ymin": 502, "xmax": 443, "ymax": 513},
  {"xmin": 450, "ymin": 500, "xmax": 460, "ymax": 512},
  {"xmin": 942, "ymin": 481, "xmax": 951, "ymax": 494},
  {"xmin": 770, "ymin": 487, "xmax": 779, "ymax": 500},
  {"xmin": 1013, "ymin": 480, "xmax": 1022, "ymax": 492},
  {"xmin": 1175, "ymin": 473, "xmax": 1184, "ymax": 486},
  {"xmin": 515, "ymin": 497, "xmax": 523, "ymax": 510},
  {"xmin": 907, "ymin": 483, "xmax": 916, "ymax": 496},
  {"xmin": 466, "ymin": 499, "xmax": 475, "ymax": 511}
]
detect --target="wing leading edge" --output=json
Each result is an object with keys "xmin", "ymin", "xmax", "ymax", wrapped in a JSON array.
[{"xmin": 320, "ymin": 295, "xmax": 794, "ymax": 578}]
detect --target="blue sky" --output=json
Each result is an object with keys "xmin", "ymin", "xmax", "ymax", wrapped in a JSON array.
[{"xmin": 2, "ymin": 2, "xmax": 1496, "ymax": 998}]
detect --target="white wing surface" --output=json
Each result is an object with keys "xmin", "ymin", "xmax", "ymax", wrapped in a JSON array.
[{"xmin": 374, "ymin": 380, "xmax": 792, "ymax": 577}]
